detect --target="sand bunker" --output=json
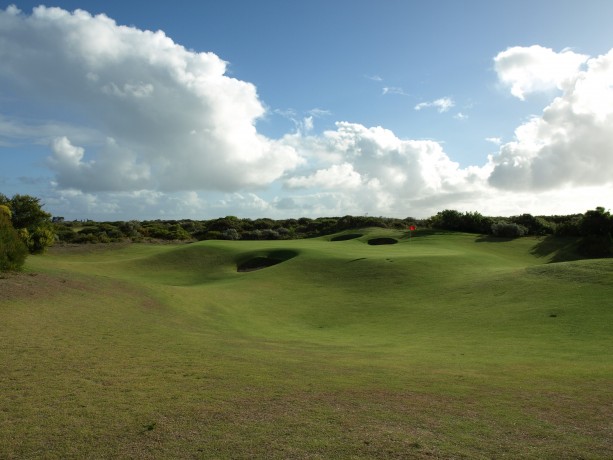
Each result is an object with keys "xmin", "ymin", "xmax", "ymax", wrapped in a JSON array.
[
  {"xmin": 367, "ymin": 237, "xmax": 398, "ymax": 245},
  {"xmin": 330, "ymin": 233, "xmax": 363, "ymax": 241},
  {"xmin": 237, "ymin": 250, "xmax": 298, "ymax": 272}
]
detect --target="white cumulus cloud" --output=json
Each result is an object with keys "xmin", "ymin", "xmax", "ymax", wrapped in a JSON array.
[
  {"xmin": 0, "ymin": 6, "xmax": 302, "ymax": 193},
  {"xmin": 494, "ymin": 45, "xmax": 588, "ymax": 100},
  {"xmin": 285, "ymin": 163, "xmax": 362, "ymax": 190},
  {"xmin": 489, "ymin": 47, "xmax": 613, "ymax": 190},
  {"xmin": 281, "ymin": 121, "xmax": 488, "ymax": 216}
]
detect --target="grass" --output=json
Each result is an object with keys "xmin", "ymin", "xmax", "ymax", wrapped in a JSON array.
[{"xmin": 1, "ymin": 228, "xmax": 612, "ymax": 458}]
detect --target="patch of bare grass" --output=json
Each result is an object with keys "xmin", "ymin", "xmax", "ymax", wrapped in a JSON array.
[{"xmin": 0, "ymin": 271, "xmax": 81, "ymax": 301}]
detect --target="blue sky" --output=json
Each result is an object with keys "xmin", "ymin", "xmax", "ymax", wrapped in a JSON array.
[{"xmin": 1, "ymin": 1, "xmax": 613, "ymax": 220}]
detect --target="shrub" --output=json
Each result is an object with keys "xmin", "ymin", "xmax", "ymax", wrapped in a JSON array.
[
  {"xmin": 202, "ymin": 230, "xmax": 222, "ymax": 240},
  {"xmin": 579, "ymin": 234, "xmax": 613, "ymax": 258},
  {"xmin": 260, "ymin": 229, "xmax": 280, "ymax": 240},
  {"xmin": 169, "ymin": 224, "xmax": 191, "ymax": 240},
  {"xmin": 491, "ymin": 221, "xmax": 528, "ymax": 238},
  {"xmin": 222, "ymin": 228, "xmax": 240, "ymax": 240},
  {"xmin": 580, "ymin": 207, "xmax": 613, "ymax": 237},
  {"xmin": 241, "ymin": 230, "xmax": 263, "ymax": 240},
  {"xmin": 144, "ymin": 224, "xmax": 172, "ymax": 240},
  {"xmin": 118, "ymin": 220, "xmax": 143, "ymax": 238},
  {"xmin": 511, "ymin": 214, "xmax": 555, "ymax": 235},
  {"xmin": 554, "ymin": 216, "xmax": 582, "ymax": 236},
  {"xmin": 431, "ymin": 210, "xmax": 492, "ymax": 234},
  {"xmin": 72, "ymin": 233, "xmax": 99, "ymax": 244},
  {"xmin": 24, "ymin": 226, "xmax": 56, "ymax": 254},
  {"xmin": 2, "ymin": 194, "xmax": 55, "ymax": 253},
  {"xmin": 0, "ymin": 213, "xmax": 28, "ymax": 271},
  {"xmin": 578, "ymin": 207, "xmax": 613, "ymax": 257},
  {"xmin": 0, "ymin": 205, "xmax": 11, "ymax": 219},
  {"xmin": 54, "ymin": 224, "xmax": 78, "ymax": 243},
  {"xmin": 276, "ymin": 227, "xmax": 291, "ymax": 238}
]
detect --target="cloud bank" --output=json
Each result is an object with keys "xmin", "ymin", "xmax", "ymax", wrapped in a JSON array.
[{"xmin": 1, "ymin": 6, "xmax": 612, "ymax": 219}]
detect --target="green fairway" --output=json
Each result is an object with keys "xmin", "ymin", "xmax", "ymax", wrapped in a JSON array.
[{"xmin": 1, "ymin": 229, "xmax": 612, "ymax": 458}]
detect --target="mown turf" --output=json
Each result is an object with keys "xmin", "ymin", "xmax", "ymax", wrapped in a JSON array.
[{"xmin": 1, "ymin": 229, "xmax": 611, "ymax": 459}]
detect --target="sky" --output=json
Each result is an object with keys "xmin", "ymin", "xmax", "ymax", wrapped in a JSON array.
[{"xmin": 1, "ymin": 1, "xmax": 613, "ymax": 220}]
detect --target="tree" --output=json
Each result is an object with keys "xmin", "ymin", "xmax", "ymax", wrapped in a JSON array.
[
  {"xmin": 0, "ymin": 208, "xmax": 28, "ymax": 271},
  {"xmin": 2, "ymin": 194, "xmax": 55, "ymax": 254}
]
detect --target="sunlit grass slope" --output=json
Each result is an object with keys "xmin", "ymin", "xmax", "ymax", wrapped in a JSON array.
[{"xmin": 1, "ymin": 229, "xmax": 611, "ymax": 458}]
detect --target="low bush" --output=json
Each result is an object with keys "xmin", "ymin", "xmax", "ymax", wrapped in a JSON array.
[
  {"xmin": 491, "ymin": 221, "xmax": 528, "ymax": 238},
  {"xmin": 0, "ymin": 213, "xmax": 28, "ymax": 271}
]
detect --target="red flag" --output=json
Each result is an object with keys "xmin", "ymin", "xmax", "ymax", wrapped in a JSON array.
[{"xmin": 409, "ymin": 225, "xmax": 416, "ymax": 231}]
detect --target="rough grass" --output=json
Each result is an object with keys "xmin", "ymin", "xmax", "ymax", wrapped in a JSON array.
[{"xmin": 1, "ymin": 229, "xmax": 611, "ymax": 458}]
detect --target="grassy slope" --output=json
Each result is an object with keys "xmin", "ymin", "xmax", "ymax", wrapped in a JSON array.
[{"xmin": 1, "ymin": 229, "xmax": 611, "ymax": 459}]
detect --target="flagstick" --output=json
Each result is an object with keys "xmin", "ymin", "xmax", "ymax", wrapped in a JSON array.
[{"xmin": 408, "ymin": 225, "xmax": 416, "ymax": 242}]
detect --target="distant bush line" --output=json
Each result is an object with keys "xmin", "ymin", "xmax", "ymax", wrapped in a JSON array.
[
  {"xmin": 2, "ymin": 191, "xmax": 612, "ymax": 271},
  {"xmin": 49, "ymin": 207, "xmax": 613, "ymax": 257},
  {"xmin": 429, "ymin": 208, "xmax": 613, "ymax": 257},
  {"xmin": 52, "ymin": 215, "xmax": 411, "ymax": 244}
]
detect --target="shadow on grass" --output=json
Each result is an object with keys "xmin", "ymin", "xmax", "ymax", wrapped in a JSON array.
[
  {"xmin": 474, "ymin": 235, "xmax": 516, "ymax": 243},
  {"xmin": 397, "ymin": 229, "xmax": 459, "ymax": 240},
  {"xmin": 475, "ymin": 234, "xmax": 583, "ymax": 263},
  {"xmin": 530, "ymin": 236, "xmax": 582, "ymax": 263}
]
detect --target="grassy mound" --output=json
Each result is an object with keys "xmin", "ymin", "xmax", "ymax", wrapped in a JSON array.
[{"xmin": 1, "ymin": 229, "xmax": 611, "ymax": 459}]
